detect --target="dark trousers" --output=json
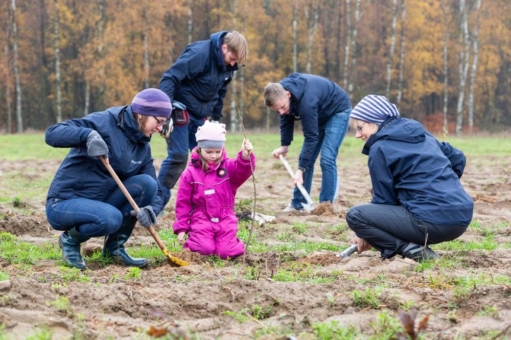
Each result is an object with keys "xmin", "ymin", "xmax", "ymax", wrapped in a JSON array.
[
  {"xmin": 346, "ymin": 204, "xmax": 468, "ymax": 259},
  {"xmin": 158, "ymin": 114, "xmax": 205, "ymax": 208}
]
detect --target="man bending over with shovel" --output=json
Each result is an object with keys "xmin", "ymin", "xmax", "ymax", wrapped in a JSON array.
[
  {"xmin": 45, "ymin": 88, "xmax": 172, "ymax": 270},
  {"xmin": 264, "ymin": 73, "xmax": 351, "ymax": 212}
]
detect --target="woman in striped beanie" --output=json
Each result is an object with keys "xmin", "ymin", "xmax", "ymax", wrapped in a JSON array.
[{"xmin": 345, "ymin": 95, "xmax": 473, "ymax": 262}]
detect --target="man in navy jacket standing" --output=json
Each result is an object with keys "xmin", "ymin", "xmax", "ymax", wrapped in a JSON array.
[
  {"xmin": 264, "ymin": 73, "xmax": 352, "ymax": 211},
  {"xmin": 158, "ymin": 31, "xmax": 248, "ymax": 209}
]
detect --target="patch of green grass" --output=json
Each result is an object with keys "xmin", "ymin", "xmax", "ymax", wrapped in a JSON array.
[
  {"xmin": 311, "ymin": 320, "xmax": 358, "ymax": 340},
  {"xmin": 250, "ymin": 304, "xmax": 272, "ymax": 320},
  {"xmin": 352, "ymin": 287, "xmax": 382, "ymax": 309},
  {"xmin": 48, "ymin": 296, "xmax": 70, "ymax": 313},
  {"xmin": 124, "ymin": 267, "xmax": 142, "ymax": 280},
  {"xmin": 60, "ymin": 267, "xmax": 91, "ymax": 283},
  {"xmin": 272, "ymin": 264, "xmax": 335, "ymax": 284},
  {"xmin": 0, "ymin": 232, "xmax": 61, "ymax": 264},
  {"xmin": 25, "ymin": 326, "xmax": 55, "ymax": 340},
  {"xmin": 222, "ymin": 309, "xmax": 250, "ymax": 323},
  {"xmin": 0, "ymin": 271, "xmax": 9, "ymax": 282},
  {"xmin": 477, "ymin": 305, "xmax": 500, "ymax": 319}
]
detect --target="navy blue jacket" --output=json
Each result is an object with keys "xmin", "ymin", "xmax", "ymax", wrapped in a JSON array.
[
  {"xmin": 159, "ymin": 31, "xmax": 238, "ymax": 121},
  {"xmin": 45, "ymin": 106, "xmax": 165, "ymax": 215},
  {"xmin": 279, "ymin": 73, "xmax": 351, "ymax": 169},
  {"xmin": 363, "ymin": 117, "xmax": 473, "ymax": 226}
]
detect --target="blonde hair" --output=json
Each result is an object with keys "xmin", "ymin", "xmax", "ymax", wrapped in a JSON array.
[
  {"xmin": 223, "ymin": 31, "xmax": 248, "ymax": 64},
  {"xmin": 196, "ymin": 148, "xmax": 222, "ymax": 172},
  {"xmin": 263, "ymin": 83, "xmax": 287, "ymax": 107}
]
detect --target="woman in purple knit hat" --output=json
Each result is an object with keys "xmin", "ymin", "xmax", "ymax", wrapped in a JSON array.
[{"xmin": 45, "ymin": 88, "xmax": 172, "ymax": 270}]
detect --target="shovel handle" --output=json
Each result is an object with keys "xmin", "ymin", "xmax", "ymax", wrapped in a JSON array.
[
  {"xmin": 278, "ymin": 155, "xmax": 314, "ymax": 205},
  {"xmin": 338, "ymin": 244, "xmax": 358, "ymax": 259},
  {"xmin": 100, "ymin": 157, "xmax": 168, "ymax": 253}
]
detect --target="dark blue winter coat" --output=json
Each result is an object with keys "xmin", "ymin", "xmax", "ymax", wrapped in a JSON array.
[
  {"xmin": 45, "ymin": 106, "xmax": 165, "ymax": 215},
  {"xmin": 279, "ymin": 73, "xmax": 351, "ymax": 169},
  {"xmin": 159, "ymin": 31, "xmax": 238, "ymax": 121},
  {"xmin": 363, "ymin": 117, "xmax": 473, "ymax": 226}
]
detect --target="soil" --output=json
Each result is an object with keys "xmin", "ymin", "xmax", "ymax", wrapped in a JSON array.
[{"xmin": 1, "ymin": 153, "xmax": 511, "ymax": 339}]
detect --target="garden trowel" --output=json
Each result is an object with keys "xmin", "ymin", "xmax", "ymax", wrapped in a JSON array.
[
  {"xmin": 279, "ymin": 155, "xmax": 314, "ymax": 212},
  {"xmin": 336, "ymin": 244, "xmax": 358, "ymax": 259}
]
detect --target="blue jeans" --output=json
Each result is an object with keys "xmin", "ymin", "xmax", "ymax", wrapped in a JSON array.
[
  {"xmin": 46, "ymin": 174, "xmax": 158, "ymax": 238},
  {"xmin": 158, "ymin": 114, "xmax": 205, "ymax": 207},
  {"xmin": 291, "ymin": 108, "xmax": 351, "ymax": 209}
]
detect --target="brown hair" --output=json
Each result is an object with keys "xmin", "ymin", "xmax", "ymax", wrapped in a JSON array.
[
  {"xmin": 134, "ymin": 113, "xmax": 149, "ymax": 131},
  {"xmin": 263, "ymin": 83, "xmax": 287, "ymax": 107},
  {"xmin": 223, "ymin": 31, "xmax": 248, "ymax": 65}
]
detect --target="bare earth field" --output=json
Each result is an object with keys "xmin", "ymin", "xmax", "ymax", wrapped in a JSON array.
[{"xmin": 0, "ymin": 152, "xmax": 511, "ymax": 339}]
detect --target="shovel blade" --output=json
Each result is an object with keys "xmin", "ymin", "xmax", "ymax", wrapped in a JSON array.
[{"xmin": 301, "ymin": 202, "xmax": 314, "ymax": 212}]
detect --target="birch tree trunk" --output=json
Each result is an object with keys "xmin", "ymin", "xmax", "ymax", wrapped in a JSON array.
[
  {"xmin": 3, "ymin": 2, "xmax": 12, "ymax": 133},
  {"xmin": 347, "ymin": 0, "xmax": 361, "ymax": 93},
  {"xmin": 12, "ymin": 0, "xmax": 22, "ymax": 133},
  {"xmin": 305, "ymin": 1, "xmax": 320, "ymax": 73},
  {"xmin": 385, "ymin": 0, "xmax": 398, "ymax": 99},
  {"xmin": 335, "ymin": 1, "xmax": 343, "ymax": 81},
  {"xmin": 96, "ymin": 0, "xmax": 105, "ymax": 101},
  {"xmin": 343, "ymin": 0, "xmax": 351, "ymax": 89},
  {"xmin": 143, "ymin": 11, "xmax": 150, "ymax": 88},
  {"xmin": 396, "ymin": 0, "xmax": 406, "ymax": 107},
  {"xmin": 230, "ymin": 73, "xmax": 237, "ymax": 132},
  {"xmin": 441, "ymin": 2, "xmax": 449, "ymax": 134},
  {"xmin": 456, "ymin": 0, "xmax": 470, "ymax": 136},
  {"xmin": 187, "ymin": 0, "xmax": 193, "ymax": 44},
  {"xmin": 54, "ymin": 0, "xmax": 62, "ymax": 123},
  {"xmin": 467, "ymin": 0, "xmax": 482, "ymax": 134},
  {"xmin": 292, "ymin": 0, "xmax": 298, "ymax": 72}
]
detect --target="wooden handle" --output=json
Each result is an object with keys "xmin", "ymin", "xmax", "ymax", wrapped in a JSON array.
[
  {"xmin": 101, "ymin": 157, "xmax": 140, "ymax": 213},
  {"xmin": 101, "ymin": 157, "xmax": 166, "ymax": 251}
]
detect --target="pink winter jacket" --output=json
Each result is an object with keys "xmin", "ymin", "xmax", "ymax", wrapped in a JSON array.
[{"xmin": 173, "ymin": 147, "xmax": 256, "ymax": 258}]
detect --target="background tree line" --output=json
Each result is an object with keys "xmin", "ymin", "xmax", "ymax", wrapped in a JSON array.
[{"xmin": 1, "ymin": 0, "xmax": 510, "ymax": 134}]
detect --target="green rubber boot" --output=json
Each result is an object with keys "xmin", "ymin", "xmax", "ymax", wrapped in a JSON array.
[
  {"xmin": 59, "ymin": 227, "xmax": 90, "ymax": 270},
  {"xmin": 102, "ymin": 218, "xmax": 148, "ymax": 268}
]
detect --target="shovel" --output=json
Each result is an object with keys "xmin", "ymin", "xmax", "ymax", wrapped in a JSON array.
[
  {"xmin": 101, "ymin": 157, "xmax": 189, "ymax": 267},
  {"xmin": 278, "ymin": 155, "xmax": 314, "ymax": 212}
]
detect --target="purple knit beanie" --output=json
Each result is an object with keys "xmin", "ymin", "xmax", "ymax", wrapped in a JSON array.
[
  {"xmin": 195, "ymin": 121, "xmax": 227, "ymax": 149},
  {"xmin": 131, "ymin": 88, "xmax": 172, "ymax": 118},
  {"xmin": 350, "ymin": 95, "xmax": 400, "ymax": 125}
]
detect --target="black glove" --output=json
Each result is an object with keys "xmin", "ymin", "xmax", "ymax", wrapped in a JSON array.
[
  {"xmin": 86, "ymin": 130, "xmax": 109, "ymax": 157},
  {"xmin": 160, "ymin": 117, "xmax": 173, "ymax": 139},
  {"xmin": 130, "ymin": 206, "xmax": 157, "ymax": 227}
]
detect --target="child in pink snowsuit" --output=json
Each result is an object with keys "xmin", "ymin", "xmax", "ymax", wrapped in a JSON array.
[{"xmin": 173, "ymin": 121, "xmax": 255, "ymax": 259}]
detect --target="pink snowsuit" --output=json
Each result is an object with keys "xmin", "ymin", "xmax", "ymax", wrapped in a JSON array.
[{"xmin": 173, "ymin": 147, "xmax": 256, "ymax": 259}]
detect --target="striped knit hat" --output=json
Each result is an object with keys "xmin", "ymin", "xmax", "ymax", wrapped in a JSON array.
[
  {"xmin": 350, "ymin": 95, "xmax": 400, "ymax": 125},
  {"xmin": 131, "ymin": 88, "xmax": 172, "ymax": 118}
]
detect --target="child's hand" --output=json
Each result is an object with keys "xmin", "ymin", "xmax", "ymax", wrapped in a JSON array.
[
  {"xmin": 177, "ymin": 232, "xmax": 186, "ymax": 244},
  {"xmin": 242, "ymin": 138, "xmax": 253, "ymax": 159}
]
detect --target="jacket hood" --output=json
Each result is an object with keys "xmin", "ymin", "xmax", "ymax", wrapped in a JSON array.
[
  {"xmin": 111, "ymin": 106, "xmax": 151, "ymax": 144},
  {"xmin": 210, "ymin": 31, "xmax": 238, "ymax": 72},
  {"xmin": 363, "ymin": 117, "xmax": 425, "ymax": 155},
  {"xmin": 280, "ymin": 73, "xmax": 307, "ymax": 101},
  {"xmin": 190, "ymin": 146, "xmax": 227, "ymax": 170}
]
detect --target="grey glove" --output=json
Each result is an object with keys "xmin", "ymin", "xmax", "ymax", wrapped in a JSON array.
[
  {"xmin": 160, "ymin": 117, "xmax": 173, "ymax": 139},
  {"xmin": 130, "ymin": 206, "xmax": 157, "ymax": 227},
  {"xmin": 86, "ymin": 130, "xmax": 109, "ymax": 157}
]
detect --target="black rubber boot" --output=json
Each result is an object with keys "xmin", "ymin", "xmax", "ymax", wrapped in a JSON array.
[
  {"xmin": 59, "ymin": 227, "xmax": 90, "ymax": 270},
  {"xmin": 102, "ymin": 219, "xmax": 148, "ymax": 268}
]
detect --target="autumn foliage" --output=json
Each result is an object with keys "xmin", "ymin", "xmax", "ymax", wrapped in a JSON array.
[{"xmin": 1, "ymin": 0, "xmax": 510, "ymax": 133}]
